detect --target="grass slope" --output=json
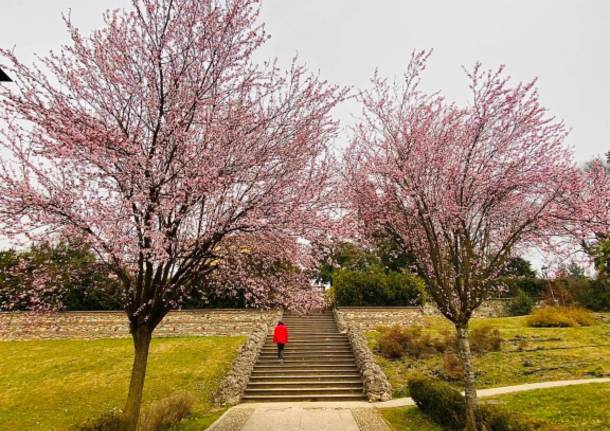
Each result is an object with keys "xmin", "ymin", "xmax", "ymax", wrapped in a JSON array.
[
  {"xmin": 369, "ymin": 313, "xmax": 610, "ymax": 397},
  {"xmin": 380, "ymin": 383, "xmax": 610, "ymax": 431},
  {"xmin": 0, "ymin": 335, "xmax": 245, "ymax": 430}
]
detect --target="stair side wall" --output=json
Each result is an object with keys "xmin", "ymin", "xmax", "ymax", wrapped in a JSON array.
[
  {"xmin": 214, "ymin": 310, "xmax": 282, "ymax": 406},
  {"xmin": 333, "ymin": 309, "xmax": 392, "ymax": 402}
]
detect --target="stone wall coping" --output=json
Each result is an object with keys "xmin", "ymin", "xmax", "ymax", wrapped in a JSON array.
[
  {"xmin": 336, "ymin": 306, "xmax": 422, "ymax": 310},
  {"xmin": 335, "ymin": 297, "xmax": 537, "ymax": 310}
]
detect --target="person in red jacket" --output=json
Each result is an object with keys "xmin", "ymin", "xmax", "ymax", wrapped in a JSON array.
[{"xmin": 272, "ymin": 321, "xmax": 289, "ymax": 361}]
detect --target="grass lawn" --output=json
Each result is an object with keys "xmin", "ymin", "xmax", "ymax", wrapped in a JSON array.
[
  {"xmin": 0, "ymin": 335, "xmax": 245, "ymax": 430},
  {"xmin": 379, "ymin": 383, "xmax": 610, "ymax": 431},
  {"xmin": 368, "ymin": 313, "xmax": 610, "ymax": 397}
]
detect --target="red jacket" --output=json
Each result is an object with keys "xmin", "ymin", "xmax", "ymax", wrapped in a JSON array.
[{"xmin": 273, "ymin": 324, "xmax": 288, "ymax": 344}]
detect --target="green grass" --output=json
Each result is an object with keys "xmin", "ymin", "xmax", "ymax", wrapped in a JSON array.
[
  {"xmin": 0, "ymin": 335, "xmax": 245, "ymax": 430},
  {"xmin": 379, "ymin": 406, "xmax": 442, "ymax": 431},
  {"xmin": 380, "ymin": 383, "xmax": 610, "ymax": 431},
  {"xmin": 368, "ymin": 313, "xmax": 610, "ymax": 397}
]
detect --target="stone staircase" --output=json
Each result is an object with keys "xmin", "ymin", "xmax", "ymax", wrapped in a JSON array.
[{"xmin": 242, "ymin": 311, "xmax": 366, "ymax": 402}]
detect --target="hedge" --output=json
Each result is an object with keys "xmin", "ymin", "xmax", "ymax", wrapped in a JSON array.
[
  {"xmin": 407, "ymin": 376, "xmax": 560, "ymax": 430},
  {"xmin": 332, "ymin": 267, "xmax": 425, "ymax": 306}
]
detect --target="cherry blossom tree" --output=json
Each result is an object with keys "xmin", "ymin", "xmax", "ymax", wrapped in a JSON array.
[
  {"xmin": 0, "ymin": 0, "xmax": 345, "ymax": 428},
  {"xmin": 202, "ymin": 233, "xmax": 326, "ymax": 312},
  {"xmin": 344, "ymin": 51, "xmax": 579, "ymax": 430}
]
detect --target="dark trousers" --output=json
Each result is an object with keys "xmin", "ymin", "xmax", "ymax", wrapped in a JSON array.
[{"xmin": 277, "ymin": 343, "xmax": 285, "ymax": 359}]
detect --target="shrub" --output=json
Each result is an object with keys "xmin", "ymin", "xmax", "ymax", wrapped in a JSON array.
[
  {"xmin": 469, "ymin": 326, "xmax": 503, "ymax": 354},
  {"xmin": 442, "ymin": 325, "xmax": 503, "ymax": 355},
  {"xmin": 408, "ymin": 376, "xmax": 465, "ymax": 430},
  {"xmin": 492, "ymin": 277, "xmax": 546, "ymax": 298},
  {"xmin": 333, "ymin": 267, "xmax": 425, "ymax": 306},
  {"xmin": 324, "ymin": 286, "xmax": 336, "ymax": 308},
  {"xmin": 409, "ymin": 376, "xmax": 561, "ymax": 430},
  {"xmin": 506, "ymin": 289, "xmax": 536, "ymax": 316},
  {"xmin": 544, "ymin": 277, "xmax": 588, "ymax": 306},
  {"xmin": 577, "ymin": 278, "xmax": 610, "ymax": 311},
  {"xmin": 0, "ymin": 242, "xmax": 121, "ymax": 311},
  {"xmin": 139, "ymin": 392, "xmax": 195, "ymax": 431},
  {"xmin": 71, "ymin": 410, "xmax": 126, "ymax": 431},
  {"xmin": 377, "ymin": 324, "xmax": 502, "ymax": 360},
  {"xmin": 441, "ymin": 350, "xmax": 464, "ymax": 381},
  {"xmin": 378, "ymin": 335, "xmax": 405, "ymax": 359},
  {"xmin": 527, "ymin": 306, "xmax": 596, "ymax": 327},
  {"xmin": 377, "ymin": 325, "xmax": 441, "ymax": 359}
]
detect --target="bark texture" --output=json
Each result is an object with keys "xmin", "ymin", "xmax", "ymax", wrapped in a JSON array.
[
  {"xmin": 124, "ymin": 325, "xmax": 153, "ymax": 431},
  {"xmin": 456, "ymin": 324, "xmax": 478, "ymax": 431}
]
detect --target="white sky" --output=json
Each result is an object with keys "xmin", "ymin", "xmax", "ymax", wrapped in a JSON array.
[{"xmin": 1, "ymin": 0, "xmax": 609, "ymax": 267}]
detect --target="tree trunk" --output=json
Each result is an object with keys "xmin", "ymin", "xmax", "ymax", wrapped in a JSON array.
[
  {"xmin": 124, "ymin": 325, "xmax": 153, "ymax": 431},
  {"xmin": 456, "ymin": 324, "xmax": 478, "ymax": 431}
]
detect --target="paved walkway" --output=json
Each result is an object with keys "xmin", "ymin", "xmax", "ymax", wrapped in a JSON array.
[
  {"xmin": 374, "ymin": 377, "xmax": 610, "ymax": 408},
  {"xmin": 209, "ymin": 404, "xmax": 390, "ymax": 431},
  {"xmin": 209, "ymin": 378, "xmax": 610, "ymax": 430}
]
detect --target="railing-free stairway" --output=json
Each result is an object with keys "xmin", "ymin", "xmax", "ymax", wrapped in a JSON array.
[{"xmin": 242, "ymin": 311, "xmax": 366, "ymax": 402}]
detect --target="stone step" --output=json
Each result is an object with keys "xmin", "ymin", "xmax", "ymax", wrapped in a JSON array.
[
  {"xmin": 261, "ymin": 346, "xmax": 352, "ymax": 357},
  {"xmin": 249, "ymin": 374, "xmax": 361, "ymax": 381},
  {"xmin": 267, "ymin": 332, "xmax": 347, "ymax": 340},
  {"xmin": 279, "ymin": 322, "xmax": 337, "ymax": 325},
  {"xmin": 244, "ymin": 387, "xmax": 364, "ymax": 396},
  {"xmin": 241, "ymin": 394, "xmax": 366, "ymax": 402},
  {"xmin": 264, "ymin": 337, "xmax": 348, "ymax": 341},
  {"xmin": 263, "ymin": 341, "xmax": 351, "ymax": 351},
  {"xmin": 259, "ymin": 351, "xmax": 354, "ymax": 356},
  {"xmin": 263, "ymin": 338, "xmax": 349, "ymax": 347},
  {"xmin": 251, "ymin": 368, "xmax": 359, "ymax": 375},
  {"xmin": 255, "ymin": 361, "xmax": 357, "ymax": 367},
  {"xmin": 282, "ymin": 331, "xmax": 342, "ymax": 335},
  {"xmin": 244, "ymin": 312, "xmax": 364, "ymax": 402},
  {"xmin": 281, "ymin": 321, "xmax": 336, "ymax": 324},
  {"xmin": 246, "ymin": 380, "xmax": 363, "ymax": 389},
  {"xmin": 261, "ymin": 350, "xmax": 353, "ymax": 355},
  {"xmin": 260, "ymin": 348, "xmax": 352, "ymax": 354},
  {"xmin": 258, "ymin": 355, "xmax": 355, "ymax": 361},
  {"xmin": 256, "ymin": 355, "xmax": 355, "ymax": 360}
]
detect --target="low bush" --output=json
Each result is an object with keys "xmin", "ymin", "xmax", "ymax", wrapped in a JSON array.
[
  {"xmin": 377, "ymin": 324, "xmax": 502, "ymax": 360},
  {"xmin": 577, "ymin": 278, "xmax": 610, "ymax": 311},
  {"xmin": 527, "ymin": 306, "xmax": 596, "ymax": 327},
  {"xmin": 506, "ymin": 289, "xmax": 536, "ymax": 316},
  {"xmin": 333, "ymin": 267, "xmax": 425, "ymax": 306},
  {"xmin": 377, "ymin": 325, "xmax": 444, "ymax": 359},
  {"xmin": 408, "ymin": 376, "xmax": 561, "ymax": 430},
  {"xmin": 408, "ymin": 375, "xmax": 465, "ymax": 430},
  {"xmin": 492, "ymin": 277, "xmax": 546, "ymax": 298},
  {"xmin": 139, "ymin": 392, "xmax": 195, "ymax": 431},
  {"xmin": 377, "ymin": 329, "xmax": 405, "ymax": 359},
  {"xmin": 70, "ymin": 410, "xmax": 126, "ymax": 431},
  {"xmin": 469, "ymin": 325, "xmax": 503, "ymax": 354},
  {"xmin": 441, "ymin": 325, "xmax": 503, "ymax": 355},
  {"xmin": 441, "ymin": 350, "xmax": 464, "ymax": 381}
]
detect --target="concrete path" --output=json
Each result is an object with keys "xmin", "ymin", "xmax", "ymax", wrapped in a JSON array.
[
  {"xmin": 241, "ymin": 405, "xmax": 359, "ymax": 431},
  {"xmin": 208, "ymin": 378, "xmax": 610, "ymax": 430},
  {"xmin": 209, "ymin": 404, "xmax": 390, "ymax": 431},
  {"xmin": 374, "ymin": 377, "xmax": 610, "ymax": 408}
]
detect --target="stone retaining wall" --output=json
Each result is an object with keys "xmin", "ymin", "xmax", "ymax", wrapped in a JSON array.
[
  {"xmin": 336, "ymin": 307, "xmax": 423, "ymax": 331},
  {"xmin": 337, "ymin": 299, "xmax": 516, "ymax": 331},
  {"xmin": 334, "ymin": 309, "xmax": 392, "ymax": 401},
  {"xmin": 214, "ymin": 310, "xmax": 281, "ymax": 406},
  {"xmin": 0, "ymin": 309, "xmax": 280, "ymax": 340}
]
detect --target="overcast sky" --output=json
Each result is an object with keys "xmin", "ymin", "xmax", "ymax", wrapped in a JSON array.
[
  {"xmin": 2, "ymin": 0, "xmax": 609, "ymax": 161},
  {"xmin": 1, "ymin": 1, "xmax": 609, "ymax": 265}
]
